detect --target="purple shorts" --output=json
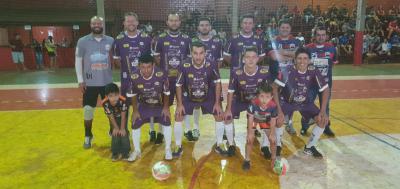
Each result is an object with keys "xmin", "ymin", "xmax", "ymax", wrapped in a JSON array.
[
  {"xmin": 121, "ymin": 80, "xmax": 131, "ymax": 105},
  {"xmin": 182, "ymin": 94, "xmax": 217, "ymax": 116},
  {"xmin": 229, "ymin": 98, "xmax": 249, "ymax": 120},
  {"xmin": 132, "ymin": 103, "xmax": 171, "ymax": 129},
  {"xmin": 281, "ymin": 101, "xmax": 320, "ymax": 121}
]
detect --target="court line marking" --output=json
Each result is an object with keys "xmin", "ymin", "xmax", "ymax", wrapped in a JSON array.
[
  {"xmin": 331, "ymin": 109, "xmax": 400, "ymax": 143},
  {"xmin": 330, "ymin": 113, "xmax": 400, "ymax": 151}
]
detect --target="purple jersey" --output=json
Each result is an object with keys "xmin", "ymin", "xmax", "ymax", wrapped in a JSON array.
[
  {"xmin": 224, "ymin": 33, "xmax": 265, "ymax": 70},
  {"xmin": 192, "ymin": 36, "xmax": 223, "ymax": 64},
  {"xmin": 102, "ymin": 96, "xmax": 128, "ymax": 118},
  {"xmin": 176, "ymin": 59, "xmax": 220, "ymax": 102},
  {"xmin": 127, "ymin": 67, "xmax": 170, "ymax": 107},
  {"xmin": 247, "ymin": 99, "xmax": 278, "ymax": 123},
  {"xmin": 306, "ymin": 42, "xmax": 338, "ymax": 87},
  {"xmin": 113, "ymin": 32, "xmax": 152, "ymax": 81},
  {"xmin": 275, "ymin": 65, "xmax": 328, "ymax": 104},
  {"xmin": 228, "ymin": 66, "xmax": 272, "ymax": 103},
  {"xmin": 153, "ymin": 32, "xmax": 191, "ymax": 78}
]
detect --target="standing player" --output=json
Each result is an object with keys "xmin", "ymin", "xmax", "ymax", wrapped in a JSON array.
[
  {"xmin": 173, "ymin": 42, "xmax": 224, "ymax": 158},
  {"xmin": 126, "ymin": 54, "xmax": 172, "ymax": 161},
  {"xmin": 274, "ymin": 48, "xmax": 330, "ymax": 158},
  {"xmin": 302, "ymin": 26, "xmax": 337, "ymax": 137},
  {"xmin": 184, "ymin": 17, "xmax": 224, "ymax": 141},
  {"xmin": 224, "ymin": 47, "xmax": 272, "ymax": 157},
  {"xmin": 153, "ymin": 13, "xmax": 191, "ymax": 143},
  {"xmin": 268, "ymin": 20, "xmax": 301, "ymax": 135},
  {"xmin": 112, "ymin": 12, "xmax": 157, "ymax": 141},
  {"xmin": 223, "ymin": 14, "xmax": 265, "ymax": 71},
  {"xmin": 75, "ymin": 16, "xmax": 114, "ymax": 149}
]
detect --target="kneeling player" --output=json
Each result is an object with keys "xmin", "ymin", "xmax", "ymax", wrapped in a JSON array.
[
  {"xmin": 173, "ymin": 42, "xmax": 224, "ymax": 158},
  {"xmin": 102, "ymin": 83, "xmax": 131, "ymax": 161},
  {"xmin": 274, "ymin": 47, "xmax": 330, "ymax": 158},
  {"xmin": 243, "ymin": 83, "xmax": 277, "ymax": 171},
  {"xmin": 127, "ymin": 54, "xmax": 173, "ymax": 161}
]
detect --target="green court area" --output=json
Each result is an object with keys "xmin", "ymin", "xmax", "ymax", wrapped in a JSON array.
[{"xmin": 0, "ymin": 63, "xmax": 400, "ymax": 85}]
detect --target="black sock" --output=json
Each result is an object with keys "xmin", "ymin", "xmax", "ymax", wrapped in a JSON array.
[{"xmin": 85, "ymin": 126, "xmax": 93, "ymax": 137}]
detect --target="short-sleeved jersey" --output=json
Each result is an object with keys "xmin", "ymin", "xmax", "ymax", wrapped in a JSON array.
[
  {"xmin": 228, "ymin": 66, "xmax": 271, "ymax": 103},
  {"xmin": 76, "ymin": 34, "xmax": 114, "ymax": 86},
  {"xmin": 102, "ymin": 96, "xmax": 128, "ymax": 118},
  {"xmin": 176, "ymin": 59, "xmax": 220, "ymax": 102},
  {"xmin": 224, "ymin": 33, "xmax": 265, "ymax": 70},
  {"xmin": 275, "ymin": 65, "xmax": 328, "ymax": 104},
  {"xmin": 192, "ymin": 36, "xmax": 223, "ymax": 64},
  {"xmin": 267, "ymin": 35, "xmax": 301, "ymax": 67},
  {"xmin": 153, "ymin": 32, "xmax": 191, "ymax": 78},
  {"xmin": 247, "ymin": 98, "xmax": 278, "ymax": 123},
  {"xmin": 113, "ymin": 32, "xmax": 152, "ymax": 81},
  {"xmin": 306, "ymin": 42, "xmax": 338, "ymax": 86},
  {"xmin": 127, "ymin": 67, "xmax": 170, "ymax": 107}
]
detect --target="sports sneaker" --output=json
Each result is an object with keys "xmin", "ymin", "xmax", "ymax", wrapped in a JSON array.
[
  {"xmin": 228, "ymin": 145, "xmax": 236, "ymax": 157},
  {"xmin": 111, "ymin": 153, "xmax": 119, "ymax": 162},
  {"xmin": 276, "ymin": 146, "xmax": 282, "ymax": 157},
  {"xmin": 255, "ymin": 129, "xmax": 261, "ymax": 137},
  {"xmin": 285, "ymin": 122, "xmax": 296, "ymax": 135},
  {"xmin": 127, "ymin": 151, "xmax": 141, "ymax": 162},
  {"xmin": 165, "ymin": 148, "xmax": 173, "ymax": 160},
  {"xmin": 172, "ymin": 146, "xmax": 183, "ymax": 158},
  {"xmin": 149, "ymin": 131, "xmax": 156, "ymax": 143},
  {"xmin": 155, "ymin": 132, "xmax": 164, "ymax": 145},
  {"xmin": 184, "ymin": 130, "xmax": 194, "ymax": 141},
  {"xmin": 192, "ymin": 129, "xmax": 200, "ymax": 141},
  {"xmin": 242, "ymin": 160, "xmax": 251, "ymax": 171},
  {"xmin": 215, "ymin": 144, "xmax": 228, "ymax": 156},
  {"xmin": 323, "ymin": 126, "xmax": 335, "ymax": 137},
  {"xmin": 83, "ymin": 136, "xmax": 93, "ymax": 149},
  {"xmin": 304, "ymin": 146, "xmax": 323, "ymax": 159},
  {"xmin": 261, "ymin": 146, "xmax": 271, "ymax": 159},
  {"xmin": 121, "ymin": 153, "xmax": 130, "ymax": 161}
]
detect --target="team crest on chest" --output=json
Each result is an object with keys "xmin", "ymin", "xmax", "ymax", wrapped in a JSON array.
[
  {"xmin": 139, "ymin": 42, "xmax": 144, "ymax": 46},
  {"xmin": 183, "ymin": 63, "xmax": 191, "ymax": 68},
  {"xmin": 137, "ymin": 84, "xmax": 144, "ymax": 89},
  {"xmin": 188, "ymin": 74, "xmax": 194, "ymax": 78},
  {"xmin": 123, "ymin": 44, "xmax": 129, "ymax": 48},
  {"xmin": 164, "ymin": 42, "xmax": 170, "ymax": 46},
  {"xmin": 236, "ymin": 70, "xmax": 243, "ymax": 75},
  {"xmin": 180, "ymin": 41, "xmax": 185, "ymax": 45},
  {"xmin": 240, "ymin": 80, "xmax": 246, "ymax": 85},
  {"xmin": 260, "ymin": 68, "xmax": 268, "ymax": 74}
]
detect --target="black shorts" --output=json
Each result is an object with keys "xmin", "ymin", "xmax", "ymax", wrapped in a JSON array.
[{"xmin": 83, "ymin": 86, "xmax": 106, "ymax": 107}]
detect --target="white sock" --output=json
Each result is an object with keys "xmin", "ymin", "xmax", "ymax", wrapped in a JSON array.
[
  {"xmin": 174, "ymin": 121, "xmax": 183, "ymax": 147},
  {"xmin": 306, "ymin": 126, "xmax": 324, "ymax": 148},
  {"xmin": 158, "ymin": 124, "xmax": 163, "ymax": 134},
  {"xmin": 215, "ymin": 121, "xmax": 224, "ymax": 145},
  {"xmin": 163, "ymin": 125, "xmax": 172, "ymax": 150},
  {"xmin": 193, "ymin": 108, "xmax": 200, "ymax": 130},
  {"xmin": 149, "ymin": 117, "xmax": 155, "ymax": 132},
  {"xmin": 132, "ymin": 128, "xmax": 141, "ymax": 153},
  {"xmin": 184, "ymin": 115, "xmax": 191, "ymax": 132},
  {"xmin": 225, "ymin": 122, "xmax": 234, "ymax": 146},
  {"xmin": 261, "ymin": 129, "xmax": 270, "ymax": 147},
  {"xmin": 276, "ymin": 127, "xmax": 284, "ymax": 147}
]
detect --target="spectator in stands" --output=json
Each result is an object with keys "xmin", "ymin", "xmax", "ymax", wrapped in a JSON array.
[
  {"xmin": 296, "ymin": 32, "xmax": 305, "ymax": 46},
  {"xmin": 376, "ymin": 38, "xmax": 391, "ymax": 63},
  {"xmin": 9, "ymin": 33, "xmax": 27, "ymax": 71},
  {"xmin": 387, "ymin": 19, "xmax": 400, "ymax": 39},
  {"xmin": 145, "ymin": 22, "xmax": 153, "ymax": 33},
  {"xmin": 303, "ymin": 5, "xmax": 314, "ymax": 24},
  {"xmin": 60, "ymin": 37, "xmax": 70, "ymax": 48},
  {"xmin": 45, "ymin": 36, "xmax": 57, "ymax": 72},
  {"xmin": 376, "ymin": 5, "xmax": 385, "ymax": 19},
  {"xmin": 32, "ymin": 39, "xmax": 44, "ymax": 70},
  {"xmin": 339, "ymin": 33, "xmax": 352, "ymax": 56}
]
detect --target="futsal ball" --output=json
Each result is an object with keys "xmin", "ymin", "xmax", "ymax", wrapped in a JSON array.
[
  {"xmin": 273, "ymin": 158, "xmax": 289, "ymax": 176},
  {"xmin": 152, "ymin": 161, "xmax": 171, "ymax": 181}
]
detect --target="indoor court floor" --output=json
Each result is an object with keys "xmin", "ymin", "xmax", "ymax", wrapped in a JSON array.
[{"xmin": 0, "ymin": 65, "xmax": 399, "ymax": 189}]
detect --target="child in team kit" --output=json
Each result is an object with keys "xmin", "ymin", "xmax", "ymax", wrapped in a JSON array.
[
  {"xmin": 102, "ymin": 83, "xmax": 131, "ymax": 161},
  {"xmin": 243, "ymin": 83, "xmax": 277, "ymax": 171}
]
